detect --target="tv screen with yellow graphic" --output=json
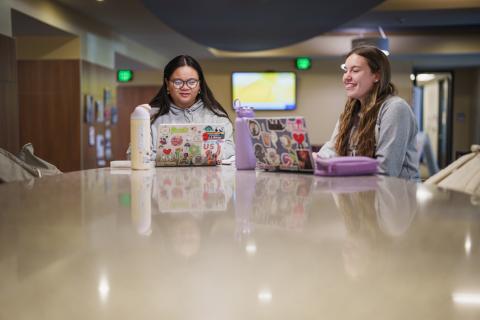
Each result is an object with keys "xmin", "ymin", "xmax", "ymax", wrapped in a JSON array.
[{"xmin": 232, "ymin": 72, "xmax": 296, "ymax": 110}]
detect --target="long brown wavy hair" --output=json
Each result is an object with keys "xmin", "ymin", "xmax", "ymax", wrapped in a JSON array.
[{"xmin": 335, "ymin": 46, "xmax": 396, "ymax": 157}]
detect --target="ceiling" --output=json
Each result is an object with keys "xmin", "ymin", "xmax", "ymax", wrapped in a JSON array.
[
  {"xmin": 18, "ymin": 0, "xmax": 480, "ymax": 68},
  {"xmin": 141, "ymin": 0, "xmax": 384, "ymax": 52}
]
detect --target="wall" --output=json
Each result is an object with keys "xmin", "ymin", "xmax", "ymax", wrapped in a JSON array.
[
  {"xmin": 116, "ymin": 86, "xmax": 159, "ymax": 156},
  {"xmin": 80, "ymin": 60, "xmax": 120, "ymax": 169},
  {"xmin": 452, "ymin": 68, "xmax": 477, "ymax": 157},
  {"xmin": 0, "ymin": 1, "xmax": 11, "ymax": 37},
  {"xmin": 201, "ymin": 58, "xmax": 414, "ymax": 144},
  {"xmin": 16, "ymin": 58, "xmax": 121, "ymax": 172},
  {"xmin": 16, "ymin": 36, "xmax": 81, "ymax": 60},
  {"xmin": 475, "ymin": 69, "xmax": 480, "ymax": 144},
  {"xmin": 0, "ymin": 34, "xmax": 19, "ymax": 153},
  {"xmin": 118, "ymin": 70, "xmax": 163, "ymax": 87},
  {"xmin": 0, "ymin": 0, "xmax": 170, "ymax": 168},
  {"xmin": 1, "ymin": 0, "xmax": 167, "ymax": 69},
  {"xmin": 18, "ymin": 60, "xmax": 81, "ymax": 172}
]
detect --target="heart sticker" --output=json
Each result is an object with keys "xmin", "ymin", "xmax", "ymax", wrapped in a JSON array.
[
  {"xmin": 163, "ymin": 148, "xmax": 172, "ymax": 155},
  {"xmin": 293, "ymin": 133, "xmax": 304, "ymax": 145}
]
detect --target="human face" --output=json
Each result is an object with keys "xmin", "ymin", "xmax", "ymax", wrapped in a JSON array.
[
  {"xmin": 167, "ymin": 66, "xmax": 201, "ymax": 109},
  {"xmin": 342, "ymin": 54, "xmax": 379, "ymax": 104}
]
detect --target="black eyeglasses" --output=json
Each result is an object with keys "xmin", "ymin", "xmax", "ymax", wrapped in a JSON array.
[{"xmin": 170, "ymin": 78, "xmax": 199, "ymax": 89}]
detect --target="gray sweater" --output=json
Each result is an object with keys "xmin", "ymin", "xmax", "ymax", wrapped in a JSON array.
[{"xmin": 319, "ymin": 96, "xmax": 420, "ymax": 180}]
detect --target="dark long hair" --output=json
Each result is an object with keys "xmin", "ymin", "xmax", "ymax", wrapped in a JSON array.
[
  {"xmin": 149, "ymin": 55, "xmax": 230, "ymax": 123},
  {"xmin": 335, "ymin": 46, "xmax": 396, "ymax": 157}
]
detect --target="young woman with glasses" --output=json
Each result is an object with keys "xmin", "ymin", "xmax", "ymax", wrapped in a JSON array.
[
  {"xmin": 148, "ymin": 55, "xmax": 234, "ymax": 160},
  {"xmin": 318, "ymin": 46, "xmax": 419, "ymax": 180}
]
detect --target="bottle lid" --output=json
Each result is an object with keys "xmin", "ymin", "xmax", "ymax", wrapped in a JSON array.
[
  {"xmin": 233, "ymin": 99, "xmax": 254, "ymax": 118},
  {"xmin": 131, "ymin": 104, "xmax": 151, "ymax": 120},
  {"xmin": 236, "ymin": 106, "xmax": 255, "ymax": 118}
]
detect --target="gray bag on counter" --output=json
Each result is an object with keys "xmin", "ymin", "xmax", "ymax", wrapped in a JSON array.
[{"xmin": 0, "ymin": 143, "xmax": 62, "ymax": 183}]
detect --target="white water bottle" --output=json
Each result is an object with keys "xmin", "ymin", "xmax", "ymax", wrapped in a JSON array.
[{"xmin": 130, "ymin": 104, "xmax": 152, "ymax": 170}]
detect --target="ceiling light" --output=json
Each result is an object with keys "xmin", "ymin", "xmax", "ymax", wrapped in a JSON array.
[
  {"xmin": 465, "ymin": 234, "xmax": 472, "ymax": 256},
  {"xmin": 246, "ymin": 243, "xmax": 257, "ymax": 255},
  {"xmin": 452, "ymin": 292, "xmax": 480, "ymax": 306},
  {"xmin": 98, "ymin": 276, "xmax": 110, "ymax": 302},
  {"xmin": 416, "ymin": 186, "xmax": 433, "ymax": 202},
  {"xmin": 258, "ymin": 289, "xmax": 272, "ymax": 303},
  {"xmin": 416, "ymin": 74, "xmax": 436, "ymax": 82}
]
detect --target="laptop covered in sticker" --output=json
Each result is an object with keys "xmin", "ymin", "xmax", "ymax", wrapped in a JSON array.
[
  {"xmin": 155, "ymin": 123, "xmax": 224, "ymax": 166},
  {"xmin": 247, "ymin": 117, "xmax": 314, "ymax": 172}
]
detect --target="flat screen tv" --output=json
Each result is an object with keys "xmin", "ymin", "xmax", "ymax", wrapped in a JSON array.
[{"xmin": 232, "ymin": 71, "xmax": 296, "ymax": 111}]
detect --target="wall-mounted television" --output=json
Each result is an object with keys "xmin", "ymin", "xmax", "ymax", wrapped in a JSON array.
[{"xmin": 232, "ymin": 71, "xmax": 296, "ymax": 111}]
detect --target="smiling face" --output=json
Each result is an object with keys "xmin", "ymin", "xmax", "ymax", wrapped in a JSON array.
[
  {"xmin": 167, "ymin": 66, "xmax": 201, "ymax": 109},
  {"xmin": 342, "ymin": 54, "xmax": 379, "ymax": 104}
]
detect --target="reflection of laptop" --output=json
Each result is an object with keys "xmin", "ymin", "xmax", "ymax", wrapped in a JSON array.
[
  {"xmin": 252, "ymin": 173, "xmax": 313, "ymax": 230},
  {"xmin": 154, "ymin": 167, "xmax": 230, "ymax": 213},
  {"xmin": 155, "ymin": 124, "xmax": 224, "ymax": 166},
  {"xmin": 247, "ymin": 117, "xmax": 314, "ymax": 172}
]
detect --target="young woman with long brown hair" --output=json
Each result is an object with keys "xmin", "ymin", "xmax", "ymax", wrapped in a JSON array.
[{"xmin": 318, "ymin": 46, "xmax": 419, "ymax": 180}]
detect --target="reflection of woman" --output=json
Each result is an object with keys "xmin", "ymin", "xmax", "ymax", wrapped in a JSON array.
[
  {"xmin": 335, "ymin": 191, "xmax": 386, "ymax": 278},
  {"xmin": 319, "ymin": 46, "xmax": 419, "ymax": 180},
  {"xmin": 375, "ymin": 178, "xmax": 417, "ymax": 237},
  {"xmin": 333, "ymin": 177, "xmax": 417, "ymax": 278},
  {"xmin": 153, "ymin": 213, "xmax": 214, "ymax": 259}
]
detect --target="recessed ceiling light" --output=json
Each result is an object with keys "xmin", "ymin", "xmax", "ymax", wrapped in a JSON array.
[{"xmin": 416, "ymin": 74, "xmax": 436, "ymax": 82}]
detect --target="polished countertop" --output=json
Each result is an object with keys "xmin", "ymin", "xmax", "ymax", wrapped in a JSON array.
[{"xmin": 0, "ymin": 166, "xmax": 479, "ymax": 319}]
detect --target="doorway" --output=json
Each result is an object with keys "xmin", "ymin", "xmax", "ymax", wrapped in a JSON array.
[{"xmin": 412, "ymin": 71, "xmax": 453, "ymax": 169}]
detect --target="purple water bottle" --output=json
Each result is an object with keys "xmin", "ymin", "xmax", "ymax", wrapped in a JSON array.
[{"xmin": 234, "ymin": 100, "xmax": 256, "ymax": 170}]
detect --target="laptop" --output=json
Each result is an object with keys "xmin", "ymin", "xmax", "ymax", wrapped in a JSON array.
[
  {"xmin": 155, "ymin": 123, "xmax": 225, "ymax": 166},
  {"xmin": 247, "ymin": 117, "xmax": 314, "ymax": 172}
]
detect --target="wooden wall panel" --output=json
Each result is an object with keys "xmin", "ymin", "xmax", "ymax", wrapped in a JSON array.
[
  {"xmin": 116, "ymin": 86, "xmax": 158, "ymax": 157},
  {"xmin": 0, "ymin": 34, "xmax": 19, "ymax": 153},
  {"xmin": 18, "ymin": 60, "xmax": 81, "ymax": 172},
  {"xmin": 80, "ymin": 61, "xmax": 117, "ymax": 169},
  {"xmin": 17, "ymin": 60, "xmax": 157, "ymax": 171}
]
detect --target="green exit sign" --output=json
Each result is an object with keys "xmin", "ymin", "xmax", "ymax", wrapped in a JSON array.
[
  {"xmin": 117, "ymin": 69, "xmax": 133, "ymax": 82},
  {"xmin": 295, "ymin": 57, "xmax": 311, "ymax": 70}
]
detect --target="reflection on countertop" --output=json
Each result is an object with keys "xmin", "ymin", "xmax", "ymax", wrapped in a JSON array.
[{"xmin": 0, "ymin": 166, "xmax": 479, "ymax": 319}]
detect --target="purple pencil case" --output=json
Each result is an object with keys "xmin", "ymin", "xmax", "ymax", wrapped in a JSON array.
[{"xmin": 314, "ymin": 156, "xmax": 379, "ymax": 176}]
